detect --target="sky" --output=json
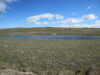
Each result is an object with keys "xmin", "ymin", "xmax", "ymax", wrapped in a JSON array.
[{"xmin": 0, "ymin": 0, "xmax": 100, "ymax": 28}]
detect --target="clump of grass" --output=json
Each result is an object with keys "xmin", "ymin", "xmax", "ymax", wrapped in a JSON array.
[{"xmin": 0, "ymin": 39, "xmax": 100, "ymax": 75}]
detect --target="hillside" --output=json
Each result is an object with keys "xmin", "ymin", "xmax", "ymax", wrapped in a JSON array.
[{"xmin": 0, "ymin": 27, "xmax": 100, "ymax": 36}]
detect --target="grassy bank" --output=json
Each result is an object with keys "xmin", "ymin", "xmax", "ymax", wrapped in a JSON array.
[
  {"xmin": 0, "ymin": 39, "xmax": 100, "ymax": 75},
  {"xmin": 0, "ymin": 27, "xmax": 100, "ymax": 36}
]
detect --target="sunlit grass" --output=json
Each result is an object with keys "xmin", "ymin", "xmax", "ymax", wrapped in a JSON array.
[
  {"xmin": 0, "ymin": 39, "xmax": 100, "ymax": 75},
  {"xmin": 0, "ymin": 27, "xmax": 100, "ymax": 36}
]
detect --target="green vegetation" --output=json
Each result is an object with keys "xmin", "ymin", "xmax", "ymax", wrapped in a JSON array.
[
  {"xmin": 0, "ymin": 39, "xmax": 100, "ymax": 75},
  {"xmin": 0, "ymin": 27, "xmax": 100, "ymax": 74},
  {"xmin": 0, "ymin": 27, "xmax": 100, "ymax": 36}
]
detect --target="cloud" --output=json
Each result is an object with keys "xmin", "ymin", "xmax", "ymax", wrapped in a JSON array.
[
  {"xmin": 52, "ymin": 22, "xmax": 100, "ymax": 28},
  {"xmin": 26, "ymin": 13, "xmax": 64, "ymax": 25},
  {"xmin": 35, "ymin": 22, "xmax": 49, "ymax": 25},
  {"xmin": 96, "ymin": 20, "xmax": 100, "ymax": 23},
  {"xmin": 4, "ymin": 0, "xmax": 17, "ymax": 3},
  {"xmin": 26, "ymin": 13, "xmax": 97, "ymax": 25},
  {"xmin": 55, "ymin": 14, "xmax": 64, "ymax": 20},
  {"xmin": 66, "ymin": 18, "xmax": 82, "ymax": 23},
  {"xmin": 55, "ymin": 14, "xmax": 97, "ymax": 24},
  {"xmin": 26, "ymin": 13, "xmax": 56, "ymax": 23},
  {"xmin": 50, "ymin": 25, "xmax": 68, "ymax": 28},
  {"xmin": 82, "ymin": 14, "xmax": 97, "ymax": 20},
  {"xmin": 87, "ymin": 6, "xmax": 92, "ymax": 10},
  {"xmin": 0, "ymin": 0, "xmax": 17, "ymax": 13},
  {"xmin": 54, "ymin": 18, "xmax": 82, "ymax": 24},
  {"xmin": 73, "ymin": 23, "xmax": 100, "ymax": 28},
  {"xmin": 0, "ymin": 2, "xmax": 7, "ymax": 13}
]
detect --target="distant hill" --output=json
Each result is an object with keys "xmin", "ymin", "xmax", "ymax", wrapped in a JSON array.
[{"xmin": 0, "ymin": 27, "xmax": 100, "ymax": 36}]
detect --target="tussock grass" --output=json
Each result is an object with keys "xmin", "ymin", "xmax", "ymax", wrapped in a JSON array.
[{"xmin": 0, "ymin": 39, "xmax": 100, "ymax": 75}]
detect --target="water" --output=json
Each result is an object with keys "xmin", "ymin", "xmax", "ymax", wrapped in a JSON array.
[{"xmin": 2, "ymin": 35, "xmax": 100, "ymax": 40}]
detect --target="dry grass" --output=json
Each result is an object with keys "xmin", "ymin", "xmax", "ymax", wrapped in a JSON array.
[{"xmin": 0, "ymin": 39, "xmax": 100, "ymax": 75}]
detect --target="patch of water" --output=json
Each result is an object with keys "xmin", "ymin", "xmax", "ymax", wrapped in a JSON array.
[{"xmin": 3, "ymin": 35, "xmax": 100, "ymax": 40}]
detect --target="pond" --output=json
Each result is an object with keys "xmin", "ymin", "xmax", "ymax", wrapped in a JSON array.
[{"xmin": 2, "ymin": 35, "xmax": 100, "ymax": 40}]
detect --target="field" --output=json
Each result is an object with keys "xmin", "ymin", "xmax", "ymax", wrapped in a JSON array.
[
  {"xmin": 0, "ymin": 27, "xmax": 100, "ymax": 36},
  {"xmin": 0, "ymin": 39, "xmax": 100, "ymax": 75},
  {"xmin": 0, "ymin": 28, "xmax": 100, "ymax": 75}
]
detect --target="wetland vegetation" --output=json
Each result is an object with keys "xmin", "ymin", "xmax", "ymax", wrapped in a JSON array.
[{"xmin": 0, "ymin": 28, "xmax": 100, "ymax": 75}]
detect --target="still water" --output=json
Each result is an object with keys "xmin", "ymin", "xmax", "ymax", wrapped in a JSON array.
[{"xmin": 3, "ymin": 35, "xmax": 100, "ymax": 40}]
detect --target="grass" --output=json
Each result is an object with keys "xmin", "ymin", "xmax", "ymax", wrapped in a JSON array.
[
  {"xmin": 0, "ymin": 27, "xmax": 100, "ymax": 75},
  {"xmin": 0, "ymin": 27, "xmax": 100, "ymax": 36},
  {"xmin": 0, "ymin": 39, "xmax": 100, "ymax": 75}
]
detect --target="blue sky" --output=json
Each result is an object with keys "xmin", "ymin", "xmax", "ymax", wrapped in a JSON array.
[{"xmin": 0, "ymin": 0, "xmax": 100, "ymax": 28}]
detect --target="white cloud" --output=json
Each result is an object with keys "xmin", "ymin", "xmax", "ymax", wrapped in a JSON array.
[
  {"xmin": 73, "ymin": 23, "xmax": 100, "ymax": 28},
  {"xmin": 0, "ymin": 2, "xmax": 7, "ymax": 13},
  {"xmin": 62, "ymin": 21, "xmax": 100, "ymax": 28},
  {"xmin": 26, "ymin": 13, "xmax": 97, "ymax": 26},
  {"xmin": 35, "ymin": 22, "xmax": 49, "ymax": 25},
  {"xmin": 50, "ymin": 25, "xmax": 67, "ymax": 28},
  {"xmin": 55, "ymin": 18, "xmax": 82, "ymax": 24},
  {"xmin": 26, "ymin": 13, "xmax": 55, "ymax": 23},
  {"xmin": 82, "ymin": 14, "xmax": 97, "ymax": 20},
  {"xmin": 55, "ymin": 14, "xmax": 64, "ymax": 20},
  {"xmin": 87, "ymin": 5, "xmax": 97, "ymax": 10},
  {"xmin": 87, "ymin": 6, "xmax": 92, "ymax": 10},
  {"xmin": 52, "ymin": 22, "xmax": 100, "ymax": 28},
  {"xmin": 55, "ymin": 14, "xmax": 97, "ymax": 24},
  {"xmin": 26, "ymin": 13, "xmax": 64, "ymax": 23},
  {"xmin": 66, "ymin": 18, "xmax": 82, "ymax": 23},
  {"xmin": 0, "ymin": 0, "xmax": 17, "ymax": 13},
  {"xmin": 4, "ymin": 0, "xmax": 17, "ymax": 3},
  {"xmin": 96, "ymin": 20, "xmax": 100, "ymax": 23}
]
